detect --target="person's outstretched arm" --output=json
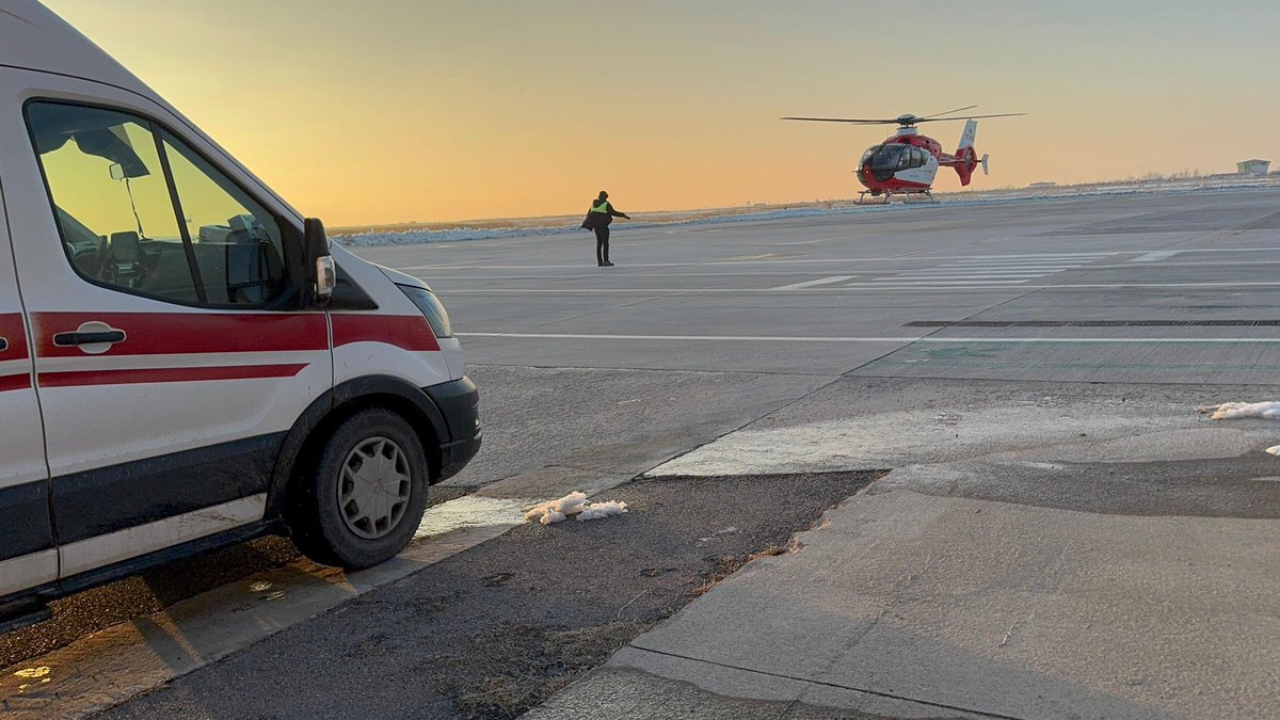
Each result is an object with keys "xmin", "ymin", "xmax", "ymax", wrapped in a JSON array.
[{"xmin": 609, "ymin": 203, "xmax": 630, "ymax": 219}]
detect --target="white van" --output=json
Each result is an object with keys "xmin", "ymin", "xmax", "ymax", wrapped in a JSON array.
[{"xmin": 0, "ymin": 0, "xmax": 480, "ymax": 629}]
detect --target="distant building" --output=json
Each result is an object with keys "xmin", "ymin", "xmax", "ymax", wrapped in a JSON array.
[
  {"xmin": 1237, "ymin": 159, "xmax": 1271, "ymax": 176},
  {"xmin": 1028, "ymin": 181, "xmax": 1057, "ymax": 189}
]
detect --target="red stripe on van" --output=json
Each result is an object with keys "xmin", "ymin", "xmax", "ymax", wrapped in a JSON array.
[
  {"xmin": 38, "ymin": 364, "xmax": 307, "ymax": 387},
  {"xmin": 33, "ymin": 312, "xmax": 328, "ymax": 358},
  {"xmin": 0, "ymin": 313, "xmax": 29, "ymax": 360},
  {"xmin": 331, "ymin": 315, "xmax": 439, "ymax": 352},
  {"xmin": 0, "ymin": 373, "xmax": 32, "ymax": 393}
]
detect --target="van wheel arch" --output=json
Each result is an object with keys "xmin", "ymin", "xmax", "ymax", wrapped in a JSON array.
[{"xmin": 266, "ymin": 376, "xmax": 447, "ymax": 531}]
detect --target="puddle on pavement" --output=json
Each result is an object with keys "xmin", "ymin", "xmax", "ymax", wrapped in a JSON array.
[{"xmin": 413, "ymin": 495, "xmax": 537, "ymax": 539}]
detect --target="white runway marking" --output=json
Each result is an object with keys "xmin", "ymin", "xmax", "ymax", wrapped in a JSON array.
[
  {"xmin": 955, "ymin": 254, "xmax": 1108, "ymax": 260},
  {"xmin": 439, "ymin": 281, "xmax": 1280, "ymax": 293},
  {"xmin": 950, "ymin": 261, "xmax": 1103, "ymax": 266},
  {"xmin": 906, "ymin": 266, "xmax": 1075, "ymax": 271},
  {"xmin": 888, "ymin": 271, "xmax": 1052, "ymax": 276},
  {"xmin": 458, "ymin": 332, "xmax": 1280, "ymax": 345},
  {"xmin": 1133, "ymin": 251, "xmax": 1183, "ymax": 262},
  {"xmin": 866, "ymin": 253, "xmax": 1113, "ymax": 288},
  {"xmin": 867, "ymin": 280, "xmax": 1033, "ymax": 286},
  {"xmin": 782, "ymin": 235, "xmax": 857, "ymax": 246},
  {"xmin": 771, "ymin": 275, "xmax": 857, "ymax": 290}
]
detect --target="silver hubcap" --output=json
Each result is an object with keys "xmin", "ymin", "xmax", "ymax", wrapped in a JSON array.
[{"xmin": 338, "ymin": 436, "xmax": 412, "ymax": 540}]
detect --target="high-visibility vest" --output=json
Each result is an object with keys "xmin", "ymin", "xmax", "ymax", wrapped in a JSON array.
[{"xmin": 590, "ymin": 201, "xmax": 610, "ymax": 214}]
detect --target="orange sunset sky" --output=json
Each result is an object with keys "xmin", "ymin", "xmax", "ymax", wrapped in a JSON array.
[{"xmin": 44, "ymin": 1, "xmax": 1280, "ymax": 226}]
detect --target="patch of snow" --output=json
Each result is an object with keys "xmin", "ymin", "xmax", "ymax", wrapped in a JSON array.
[
  {"xmin": 524, "ymin": 492, "xmax": 587, "ymax": 525},
  {"xmin": 1209, "ymin": 401, "xmax": 1280, "ymax": 420},
  {"xmin": 577, "ymin": 500, "xmax": 629, "ymax": 522},
  {"xmin": 648, "ymin": 401, "xmax": 1208, "ymax": 477},
  {"xmin": 537, "ymin": 509, "xmax": 566, "ymax": 525},
  {"xmin": 524, "ymin": 491, "xmax": 629, "ymax": 524}
]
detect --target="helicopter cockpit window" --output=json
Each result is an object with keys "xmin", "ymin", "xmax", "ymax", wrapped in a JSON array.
[
  {"xmin": 867, "ymin": 144, "xmax": 907, "ymax": 181},
  {"xmin": 868, "ymin": 145, "xmax": 899, "ymax": 170},
  {"xmin": 896, "ymin": 146, "xmax": 912, "ymax": 171}
]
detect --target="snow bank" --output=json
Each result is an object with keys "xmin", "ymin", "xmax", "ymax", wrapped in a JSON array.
[
  {"xmin": 1209, "ymin": 401, "xmax": 1280, "ymax": 457},
  {"xmin": 332, "ymin": 178, "xmax": 1280, "ymax": 248},
  {"xmin": 332, "ymin": 206, "xmax": 871, "ymax": 248},
  {"xmin": 524, "ymin": 491, "xmax": 629, "ymax": 525},
  {"xmin": 1209, "ymin": 401, "xmax": 1280, "ymax": 420}
]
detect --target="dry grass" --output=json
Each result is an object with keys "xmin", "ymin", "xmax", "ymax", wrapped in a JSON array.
[{"xmin": 690, "ymin": 544, "xmax": 790, "ymax": 598}]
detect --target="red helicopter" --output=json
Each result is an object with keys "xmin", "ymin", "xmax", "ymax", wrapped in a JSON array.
[{"xmin": 783, "ymin": 106, "xmax": 1025, "ymax": 204}]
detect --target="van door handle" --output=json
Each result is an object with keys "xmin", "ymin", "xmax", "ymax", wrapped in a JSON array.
[{"xmin": 53, "ymin": 330, "xmax": 126, "ymax": 347}]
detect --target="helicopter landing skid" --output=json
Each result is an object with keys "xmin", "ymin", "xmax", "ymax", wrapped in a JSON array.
[
  {"xmin": 901, "ymin": 191, "xmax": 938, "ymax": 204},
  {"xmin": 856, "ymin": 190, "xmax": 938, "ymax": 205}
]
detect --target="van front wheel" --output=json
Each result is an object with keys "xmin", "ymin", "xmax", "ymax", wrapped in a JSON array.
[{"xmin": 292, "ymin": 409, "xmax": 430, "ymax": 569}]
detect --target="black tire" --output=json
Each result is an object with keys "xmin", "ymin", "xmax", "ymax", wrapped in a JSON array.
[{"xmin": 290, "ymin": 408, "xmax": 430, "ymax": 569}]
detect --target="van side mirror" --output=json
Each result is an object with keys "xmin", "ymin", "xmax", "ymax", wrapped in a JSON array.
[{"xmin": 304, "ymin": 217, "xmax": 336, "ymax": 304}]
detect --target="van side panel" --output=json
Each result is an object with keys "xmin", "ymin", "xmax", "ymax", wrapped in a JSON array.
[
  {"xmin": 0, "ymin": 68, "xmax": 57, "ymax": 597},
  {"xmin": 0, "ymin": 68, "xmax": 334, "ymax": 581}
]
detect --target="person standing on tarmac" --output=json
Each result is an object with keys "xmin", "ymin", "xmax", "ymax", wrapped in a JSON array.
[{"xmin": 582, "ymin": 190, "xmax": 629, "ymax": 267}]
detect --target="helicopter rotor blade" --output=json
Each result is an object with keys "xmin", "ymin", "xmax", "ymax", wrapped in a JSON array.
[
  {"xmin": 913, "ymin": 112, "xmax": 1028, "ymax": 123},
  {"xmin": 780, "ymin": 116, "xmax": 901, "ymax": 124},
  {"xmin": 922, "ymin": 105, "xmax": 978, "ymax": 119}
]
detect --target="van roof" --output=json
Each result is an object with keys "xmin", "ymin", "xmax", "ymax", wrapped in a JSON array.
[{"xmin": 0, "ymin": 0, "xmax": 151, "ymax": 97}]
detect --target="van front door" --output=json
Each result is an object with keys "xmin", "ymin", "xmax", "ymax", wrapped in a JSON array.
[
  {"xmin": 0, "ymin": 161, "xmax": 57, "ymax": 600},
  {"xmin": 1, "ymin": 80, "xmax": 331, "ymax": 581}
]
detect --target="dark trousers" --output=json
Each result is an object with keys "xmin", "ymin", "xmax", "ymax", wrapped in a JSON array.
[{"xmin": 594, "ymin": 226, "xmax": 610, "ymax": 265}]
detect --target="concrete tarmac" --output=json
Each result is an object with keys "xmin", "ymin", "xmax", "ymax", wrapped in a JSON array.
[
  {"xmin": 8, "ymin": 187, "xmax": 1280, "ymax": 718},
  {"xmin": 360, "ymin": 188, "xmax": 1280, "ymax": 386},
  {"xmin": 506, "ymin": 190, "xmax": 1280, "ymax": 718}
]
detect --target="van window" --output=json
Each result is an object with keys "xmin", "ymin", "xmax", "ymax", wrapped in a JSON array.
[
  {"xmin": 25, "ymin": 101, "xmax": 287, "ymax": 307},
  {"xmin": 27, "ymin": 103, "xmax": 198, "ymax": 302},
  {"xmin": 161, "ymin": 131, "xmax": 286, "ymax": 305}
]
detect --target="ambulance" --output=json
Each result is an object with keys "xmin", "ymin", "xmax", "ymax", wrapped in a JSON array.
[{"xmin": 0, "ymin": 0, "xmax": 480, "ymax": 629}]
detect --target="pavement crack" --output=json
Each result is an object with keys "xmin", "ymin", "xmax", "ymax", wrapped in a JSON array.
[
  {"xmin": 999, "ymin": 611, "xmax": 1034, "ymax": 649},
  {"xmin": 622, "ymin": 645, "xmax": 1028, "ymax": 720}
]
